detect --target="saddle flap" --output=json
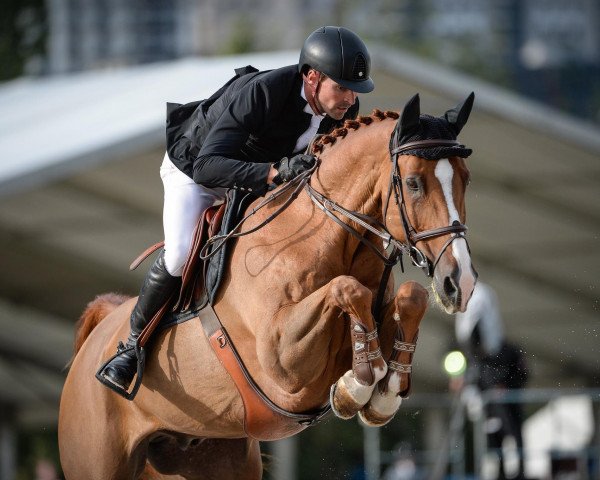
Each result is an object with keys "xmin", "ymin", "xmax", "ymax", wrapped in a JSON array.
[{"xmin": 175, "ymin": 203, "xmax": 226, "ymax": 312}]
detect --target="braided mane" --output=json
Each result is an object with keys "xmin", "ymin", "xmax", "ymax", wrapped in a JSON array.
[{"xmin": 312, "ymin": 109, "xmax": 400, "ymax": 154}]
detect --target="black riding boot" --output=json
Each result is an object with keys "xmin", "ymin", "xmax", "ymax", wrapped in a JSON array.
[{"xmin": 98, "ymin": 251, "xmax": 180, "ymax": 392}]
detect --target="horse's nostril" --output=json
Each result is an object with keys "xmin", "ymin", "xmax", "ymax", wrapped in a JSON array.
[{"xmin": 443, "ymin": 276, "xmax": 457, "ymax": 298}]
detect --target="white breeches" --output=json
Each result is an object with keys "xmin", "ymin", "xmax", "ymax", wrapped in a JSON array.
[{"xmin": 160, "ymin": 154, "xmax": 226, "ymax": 276}]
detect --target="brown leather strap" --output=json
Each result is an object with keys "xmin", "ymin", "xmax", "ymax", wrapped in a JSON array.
[
  {"xmin": 137, "ymin": 291, "xmax": 178, "ymax": 347},
  {"xmin": 129, "ymin": 242, "xmax": 164, "ymax": 271},
  {"xmin": 198, "ymin": 305, "xmax": 330, "ymax": 440},
  {"xmin": 391, "ymin": 139, "xmax": 459, "ymax": 155},
  {"xmin": 302, "ymin": 75, "xmax": 323, "ymax": 116},
  {"xmin": 411, "ymin": 223, "xmax": 467, "ymax": 242},
  {"xmin": 350, "ymin": 319, "xmax": 381, "ymax": 386}
]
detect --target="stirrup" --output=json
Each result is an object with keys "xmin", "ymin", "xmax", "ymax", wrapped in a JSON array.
[{"xmin": 95, "ymin": 342, "xmax": 146, "ymax": 401}]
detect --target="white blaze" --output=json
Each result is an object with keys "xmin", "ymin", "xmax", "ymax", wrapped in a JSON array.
[{"xmin": 434, "ymin": 160, "xmax": 476, "ymax": 310}]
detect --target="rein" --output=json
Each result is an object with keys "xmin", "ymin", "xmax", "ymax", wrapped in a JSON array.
[
  {"xmin": 198, "ymin": 134, "xmax": 325, "ymax": 261},
  {"xmin": 198, "ymin": 167, "xmax": 316, "ymax": 261},
  {"xmin": 200, "ymin": 131, "xmax": 470, "ymax": 323},
  {"xmin": 305, "ymin": 186, "xmax": 403, "ymax": 266}
]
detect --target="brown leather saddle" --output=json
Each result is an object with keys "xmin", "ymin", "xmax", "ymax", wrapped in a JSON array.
[{"xmin": 129, "ymin": 203, "xmax": 225, "ymax": 314}]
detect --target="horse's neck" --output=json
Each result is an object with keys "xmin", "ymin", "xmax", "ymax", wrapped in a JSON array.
[
  {"xmin": 313, "ymin": 124, "xmax": 390, "ymax": 216},
  {"xmin": 305, "ymin": 122, "xmax": 393, "ymax": 280}
]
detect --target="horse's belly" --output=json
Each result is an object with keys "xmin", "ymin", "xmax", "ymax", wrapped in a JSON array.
[{"xmin": 135, "ymin": 320, "xmax": 247, "ymax": 437}]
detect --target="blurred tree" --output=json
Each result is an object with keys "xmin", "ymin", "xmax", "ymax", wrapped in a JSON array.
[
  {"xmin": 0, "ymin": 0, "xmax": 47, "ymax": 81},
  {"xmin": 17, "ymin": 427, "xmax": 62, "ymax": 480},
  {"xmin": 222, "ymin": 16, "xmax": 256, "ymax": 55}
]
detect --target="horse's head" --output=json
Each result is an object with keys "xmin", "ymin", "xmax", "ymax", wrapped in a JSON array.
[{"xmin": 386, "ymin": 93, "xmax": 478, "ymax": 313}]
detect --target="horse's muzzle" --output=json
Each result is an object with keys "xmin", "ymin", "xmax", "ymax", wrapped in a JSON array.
[{"xmin": 432, "ymin": 247, "xmax": 478, "ymax": 313}]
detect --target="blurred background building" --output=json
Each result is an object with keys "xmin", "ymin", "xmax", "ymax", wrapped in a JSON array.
[
  {"xmin": 5, "ymin": 0, "xmax": 599, "ymax": 123},
  {"xmin": 0, "ymin": 1, "xmax": 599, "ymax": 479}
]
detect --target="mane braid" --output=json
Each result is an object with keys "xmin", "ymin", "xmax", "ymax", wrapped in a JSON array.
[{"xmin": 312, "ymin": 109, "xmax": 399, "ymax": 154}]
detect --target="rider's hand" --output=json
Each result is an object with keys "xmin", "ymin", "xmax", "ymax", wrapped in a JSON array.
[{"xmin": 273, "ymin": 154, "xmax": 316, "ymax": 185}]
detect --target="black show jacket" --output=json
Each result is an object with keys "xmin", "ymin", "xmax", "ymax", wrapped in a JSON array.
[{"xmin": 165, "ymin": 64, "xmax": 360, "ymax": 196}]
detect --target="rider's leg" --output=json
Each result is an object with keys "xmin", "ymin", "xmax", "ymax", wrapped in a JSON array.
[
  {"xmin": 159, "ymin": 155, "xmax": 226, "ymax": 276},
  {"xmin": 98, "ymin": 154, "xmax": 225, "ymax": 392},
  {"xmin": 99, "ymin": 250, "xmax": 180, "ymax": 390}
]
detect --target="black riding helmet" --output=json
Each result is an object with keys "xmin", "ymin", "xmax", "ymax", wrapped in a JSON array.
[{"xmin": 299, "ymin": 26, "xmax": 374, "ymax": 94}]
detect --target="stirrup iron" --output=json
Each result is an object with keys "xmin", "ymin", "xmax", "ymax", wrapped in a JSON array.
[{"xmin": 95, "ymin": 342, "xmax": 146, "ymax": 401}]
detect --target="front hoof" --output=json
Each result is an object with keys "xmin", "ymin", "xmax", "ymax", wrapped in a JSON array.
[
  {"xmin": 358, "ymin": 389, "xmax": 402, "ymax": 427},
  {"xmin": 330, "ymin": 377, "xmax": 368, "ymax": 420},
  {"xmin": 359, "ymin": 403, "xmax": 396, "ymax": 427}
]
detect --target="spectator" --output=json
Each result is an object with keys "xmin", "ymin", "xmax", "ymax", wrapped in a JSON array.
[
  {"xmin": 455, "ymin": 282, "xmax": 528, "ymax": 480},
  {"xmin": 382, "ymin": 442, "xmax": 421, "ymax": 480},
  {"xmin": 35, "ymin": 459, "xmax": 59, "ymax": 480}
]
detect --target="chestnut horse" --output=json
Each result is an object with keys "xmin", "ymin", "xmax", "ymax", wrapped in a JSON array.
[{"xmin": 58, "ymin": 93, "xmax": 477, "ymax": 479}]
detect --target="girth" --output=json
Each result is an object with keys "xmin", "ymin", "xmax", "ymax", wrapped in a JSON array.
[{"xmin": 198, "ymin": 304, "xmax": 330, "ymax": 441}]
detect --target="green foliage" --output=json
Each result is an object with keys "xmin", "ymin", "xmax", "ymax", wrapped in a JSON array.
[
  {"xmin": 0, "ymin": 0, "xmax": 47, "ymax": 81},
  {"xmin": 222, "ymin": 18, "xmax": 256, "ymax": 55},
  {"xmin": 16, "ymin": 427, "xmax": 62, "ymax": 480}
]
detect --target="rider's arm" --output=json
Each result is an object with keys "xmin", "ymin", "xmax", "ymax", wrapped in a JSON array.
[{"xmin": 193, "ymin": 79, "xmax": 284, "ymax": 196}]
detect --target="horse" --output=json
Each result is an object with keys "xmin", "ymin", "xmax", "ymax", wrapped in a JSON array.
[{"xmin": 58, "ymin": 93, "xmax": 477, "ymax": 479}]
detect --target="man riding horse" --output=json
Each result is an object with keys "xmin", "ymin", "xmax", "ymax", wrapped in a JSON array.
[{"xmin": 97, "ymin": 26, "xmax": 376, "ymax": 396}]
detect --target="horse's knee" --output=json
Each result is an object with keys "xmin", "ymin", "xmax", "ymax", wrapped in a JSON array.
[
  {"xmin": 330, "ymin": 275, "xmax": 372, "ymax": 310},
  {"xmin": 395, "ymin": 281, "xmax": 428, "ymax": 318}
]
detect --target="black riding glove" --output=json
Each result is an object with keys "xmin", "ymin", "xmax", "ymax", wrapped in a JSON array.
[{"xmin": 273, "ymin": 154, "xmax": 316, "ymax": 185}]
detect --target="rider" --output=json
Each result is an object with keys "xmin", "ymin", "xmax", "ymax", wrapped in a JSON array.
[{"xmin": 97, "ymin": 26, "xmax": 376, "ymax": 395}]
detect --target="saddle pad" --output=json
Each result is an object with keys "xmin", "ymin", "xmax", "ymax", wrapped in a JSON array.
[{"xmin": 205, "ymin": 189, "xmax": 256, "ymax": 304}]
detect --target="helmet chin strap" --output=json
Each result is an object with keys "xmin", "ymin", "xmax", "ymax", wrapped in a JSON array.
[{"xmin": 302, "ymin": 72, "xmax": 323, "ymax": 116}]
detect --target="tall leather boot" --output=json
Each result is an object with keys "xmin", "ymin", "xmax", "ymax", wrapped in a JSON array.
[{"xmin": 98, "ymin": 250, "xmax": 180, "ymax": 392}]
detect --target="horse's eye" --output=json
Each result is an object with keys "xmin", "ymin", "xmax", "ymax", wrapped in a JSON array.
[{"xmin": 405, "ymin": 177, "xmax": 420, "ymax": 192}]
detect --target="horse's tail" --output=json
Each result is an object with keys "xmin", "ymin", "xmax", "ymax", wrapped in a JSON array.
[{"xmin": 67, "ymin": 293, "xmax": 131, "ymax": 367}]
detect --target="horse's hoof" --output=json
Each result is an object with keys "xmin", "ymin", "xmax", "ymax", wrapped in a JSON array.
[
  {"xmin": 358, "ymin": 403, "xmax": 396, "ymax": 427},
  {"xmin": 329, "ymin": 371, "xmax": 375, "ymax": 420},
  {"xmin": 358, "ymin": 389, "xmax": 402, "ymax": 427},
  {"xmin": 329, "ymin": 379, "xmax": 364, "ymax": 420}
]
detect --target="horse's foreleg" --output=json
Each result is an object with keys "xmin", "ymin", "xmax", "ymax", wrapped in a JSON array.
[
  {"xmin": 359, "ymin": 281, "xmax": 428, "ymax": 426},
  {"xmin": 328, "ymin": 276, "xmax": 388, "ymax": 420}
]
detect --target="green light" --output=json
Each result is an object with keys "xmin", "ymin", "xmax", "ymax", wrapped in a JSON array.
[{"xmin": 443, "ymin": 350, "xmax": 466, "ymax": 376}]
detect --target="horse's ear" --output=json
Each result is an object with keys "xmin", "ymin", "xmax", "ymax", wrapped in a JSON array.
[
  {"xmin": 444, "ymin": 92, "xmax": 475, "ymax": 135},
  {"xmin": 399, "ymin": 93, "xmax": 421, "ymax": 138}
]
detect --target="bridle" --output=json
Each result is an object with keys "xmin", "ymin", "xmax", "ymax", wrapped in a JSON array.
[
  {"xmin": 307, "ymin": 133, "xmax": 469, "ymax": 276},
  {"xmin": 385, "ymin": 133, "xmax": 469, "ymax": 276},
  {"xmin": 306, "ymin": 130, "xmax": 470, "ymax": 322}
]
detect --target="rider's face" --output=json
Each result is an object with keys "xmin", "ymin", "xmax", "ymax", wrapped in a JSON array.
[{"xmin": 306, "ymin": 70, "xmax": 358, "ymax": 120}]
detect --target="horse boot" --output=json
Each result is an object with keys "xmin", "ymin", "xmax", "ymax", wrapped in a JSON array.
[{"xmin": 97, "ymin": 250, "xmax": 180, "ymax": 395}]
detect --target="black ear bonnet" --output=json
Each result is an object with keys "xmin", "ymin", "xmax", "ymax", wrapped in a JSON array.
[{"xmin": 392, "ymin": 93, "xmax": 475, "ymax": 160}]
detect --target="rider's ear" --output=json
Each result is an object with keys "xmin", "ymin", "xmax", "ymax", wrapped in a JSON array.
[
  {"xmin": 399, "ymin": 93, "xmax": 421, "ymax": 139},
  {"xmin": 306, "ymin": 69, "xmax": 320, "ymax": 86},
  {"xmin": 444, "ymin": 92, "xmax": 475, "ymax": 136}
]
